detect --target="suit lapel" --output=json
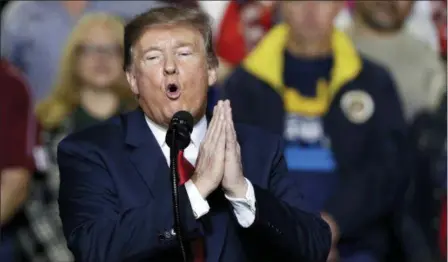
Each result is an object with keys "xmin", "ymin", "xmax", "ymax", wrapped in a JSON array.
[{"xmin": 124, "ymin": 108, "xmax": 169, "ymax": 197}]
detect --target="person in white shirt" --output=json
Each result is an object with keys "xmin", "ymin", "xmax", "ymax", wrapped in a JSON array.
[{"xmin": 56, "ymin": 6, "xmax": 332, "ymax": 262}]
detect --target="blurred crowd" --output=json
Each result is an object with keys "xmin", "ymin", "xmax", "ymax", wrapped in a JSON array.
[{"xmin": 0, "ymin": 1, "xmax": 446, "ymax": 262}]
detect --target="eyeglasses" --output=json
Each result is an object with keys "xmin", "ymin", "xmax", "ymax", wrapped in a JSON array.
[{"xmin": 76, "ymin": 44, "xmax": 122, "ymax": 56}]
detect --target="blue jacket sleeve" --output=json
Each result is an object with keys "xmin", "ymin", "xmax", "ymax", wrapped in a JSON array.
[
  {"xmin": 57, "ymin": 139, "xmax": 202, "ymax": 262},
  {"xmin": 242, "ymin": 137, "xmax": 332, "ymax": 261}
]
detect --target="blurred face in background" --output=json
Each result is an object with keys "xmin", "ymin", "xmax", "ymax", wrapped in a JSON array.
[
  {"xmin": 127, "ymin": 24, "xmax": 217, "ymax": 127},
  {"xmin": 76, "ymin": 23, "xmax": 123, "ymax": 90},
  {"xmin": 355, "ymin": 1, "xmax": 414, "ymax": 32},
  {"xmin": 280, "ymin": 1, "xmax": 343, "ymax": 43}
]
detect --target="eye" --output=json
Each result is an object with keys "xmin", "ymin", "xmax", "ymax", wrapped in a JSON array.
[
  {"xmin": 144, "ymin": 51, "xmax": 161, "ymax": 61},
  {"xmin": 145, "ymin": 56, "xmax": 158, "ymax": 61},
  {"xmin": 177, "ymin": 47, "xmax": 193, "ymax": 57}
]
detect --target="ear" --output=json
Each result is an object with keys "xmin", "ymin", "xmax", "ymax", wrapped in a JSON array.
[
  {"xmin": 126, "ymin": 69, "xmax": 139, "ymax": 95},
  {"xmin": 207, "ymin": 67, "xmax": 217, "ymax": 87}
]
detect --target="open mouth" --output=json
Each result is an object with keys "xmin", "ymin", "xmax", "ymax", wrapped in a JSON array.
[{"xmin": 165, "ymin": 83, "xmax": 181, "ymax": 100}]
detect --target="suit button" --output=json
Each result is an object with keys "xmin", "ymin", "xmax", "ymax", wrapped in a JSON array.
[{"xmin": 164, "ymin": 231, "xmax": 172, "ymax": 239}]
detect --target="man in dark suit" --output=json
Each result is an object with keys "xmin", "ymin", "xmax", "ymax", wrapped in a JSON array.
[{"xmin": 57, "ymin": 6, "xmax": 331, "ymax": 262}]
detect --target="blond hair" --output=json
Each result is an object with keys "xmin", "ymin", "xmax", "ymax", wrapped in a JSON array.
[
  {"xmin": 123, "ymin": 6, "xmax": 219, "ymax": 71},
  {"xmin": 36, "ymin": 13, "xmax": 135, "ymax": 130}
]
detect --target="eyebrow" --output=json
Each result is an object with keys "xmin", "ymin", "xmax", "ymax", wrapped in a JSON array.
[
  {"xmin": 173, "ymin": 42, "xmax": 194, "ymax": 49},
  {"xmin": 140, "ymin": 42, "xmax": 195, "ymax": 54}
]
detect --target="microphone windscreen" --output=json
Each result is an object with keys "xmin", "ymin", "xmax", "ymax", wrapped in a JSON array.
[
  {"xmin": 171, "ymin": 111, "xmax": 194, "ymax": 133},
  {"xmin": 165, "ymin": 111, "xmax": 194, "ymax": 150}
]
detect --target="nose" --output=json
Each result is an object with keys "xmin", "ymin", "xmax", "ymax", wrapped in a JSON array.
[{"xmin": 163, "ymin": 55, "xmax": 177, "ymax": 76}]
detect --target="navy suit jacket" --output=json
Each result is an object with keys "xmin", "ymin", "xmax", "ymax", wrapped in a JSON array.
[{"xmin": 57, "ymin": 108, "xmax": 331, "ymax": 262}]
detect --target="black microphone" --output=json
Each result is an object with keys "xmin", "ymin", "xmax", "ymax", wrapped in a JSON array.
[
  {"xmin": 165, "ymin": 111, "xmax": 194, "ymax": 262},
  {"xmin": 165, "ymin": 111, "xmax": 194, "ymax": 150}
]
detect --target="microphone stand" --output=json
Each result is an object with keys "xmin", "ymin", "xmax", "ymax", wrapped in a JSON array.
[{"xmin": 169, "ymin": 127, "xmax": 188, "ymax": 262}]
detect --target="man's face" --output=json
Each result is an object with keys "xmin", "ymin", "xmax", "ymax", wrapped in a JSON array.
[
  {"xmin": 356, "ymin": 1, "xmax": 414, "ymax": 32},
  {"xmin": 126, "ymin": 24, "xmax": 217, "ymax": 127},
  {"xmin": 280, "ymin": 1, "xmax": 342, "ymax": 42}
]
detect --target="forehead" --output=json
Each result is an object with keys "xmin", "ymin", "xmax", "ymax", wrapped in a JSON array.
[
  {"xmin": 135, "ymin": 24, "xmax": 204, "ymax": 52},
  {"xmin": 81, "ymin": 24, "xmax": 118, "ymax": 44}
]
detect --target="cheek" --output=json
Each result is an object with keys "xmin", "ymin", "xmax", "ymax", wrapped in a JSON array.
[
  {"xmin": 181, "ymin": 59, "xmax": 209, "ymax": 81},
  {"xmin": 316, "ymin": 7, "xmax": 334, "ymax": 25},
  {"xmin": 284, "ymin": 10, "xmax": 299, "ymax": 25},
  {"xmin": 76, "ymin": 60, "xmax": 92, "ymax": 81},
  {"xmin": 109, "ymin": 59, "xmax": 123, "ymax": 80},
  {"xmin": 178, "ymin": 63, "xmax": 209, "ymax": 103},
  {"xmin": 137, "ymin": 65, "xmax": 162, "ymax": 84},
  {"xmin": 136, "ymin": 70, "xmax": 164, "ymax": 99},
  {"xmin": 185, "ymin": 67, "xmax": 209, "ymax": 93}
]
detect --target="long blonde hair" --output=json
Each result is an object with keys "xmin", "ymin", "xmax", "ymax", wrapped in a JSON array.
[{"xmin": 36, "ymin": 13, "xmax": 136, "ymax": 130}]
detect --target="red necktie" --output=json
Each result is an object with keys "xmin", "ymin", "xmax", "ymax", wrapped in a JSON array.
[{"xmin": 177, "ymin": 151, "xmax": 205, "ymax": 262}]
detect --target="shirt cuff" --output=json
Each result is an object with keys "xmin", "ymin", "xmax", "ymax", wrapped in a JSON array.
[
  {"xmin": 224, "ymin": 178, "xmax": 256, "ymax": 228},
  {"xmin": 184, "ymin": 179, "xmax": 210, "ymax": 219}
]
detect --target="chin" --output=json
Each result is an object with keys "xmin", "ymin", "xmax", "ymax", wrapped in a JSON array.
[
  {"xmin": 91, "ymin": 81, "xmax": 112, "ymax": 90},
  {"xmin": 168, "ymin": 105, "xmax": 204, "ymax": 122},
  {"xmin": 166, "ymin": 102, "xmax": 187, "ymax": 113},
  {"xmin": 163, "ymin": 106, "xmax": 187, "ymax": 122}
]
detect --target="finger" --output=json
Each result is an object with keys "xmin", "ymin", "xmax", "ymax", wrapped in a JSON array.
[
  {"xmin": 227, "ymin": 102, "xmax": 237, "ymax": 145},
  {"xmin": 225, "ymin": 102, "xmax": 235, "ymax": 149},
  {"xmin": 204, "ymin": 100, "xmax": 222, "ymax": 142},
  {"xmin": 209, "ymin": 101, "xmax": 225, "ymax": 145},
  {"xmin": 216, "ymin": 109, "xmax": 226, "ymax": 153}
]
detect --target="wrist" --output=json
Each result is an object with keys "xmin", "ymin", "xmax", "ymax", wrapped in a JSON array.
[
  {"xmin": 191, "ymin": 174, "xmax": 212, "ymax": 199},
  {"xmin": 223, "ymin": 178, "xmax": 247, "ymax": 198}
]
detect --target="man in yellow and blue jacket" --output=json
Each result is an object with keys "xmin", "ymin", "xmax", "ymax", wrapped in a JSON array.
[{"xmin": 222, "ymin": 2, "xmax": 408, "ymax": 262}]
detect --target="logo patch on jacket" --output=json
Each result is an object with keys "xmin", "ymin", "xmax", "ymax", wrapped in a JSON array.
[{"xmin": 340, "ymin": 90, "xmax": 375, "ymax": 124}]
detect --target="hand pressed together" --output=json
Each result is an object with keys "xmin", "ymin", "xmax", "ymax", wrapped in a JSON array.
[{"xmin": 191, "ymin": 100, "xmax": 247, "ymax": 198}]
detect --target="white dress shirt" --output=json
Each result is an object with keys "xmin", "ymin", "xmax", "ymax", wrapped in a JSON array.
[{"xmin": 145, "ymin": 115, "xmax": 256, "ymax": 228}]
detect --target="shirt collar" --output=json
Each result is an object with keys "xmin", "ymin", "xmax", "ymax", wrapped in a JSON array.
[{"xmin": 145, "ymin": 115, "xmax": 207, "ymax": 148}]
